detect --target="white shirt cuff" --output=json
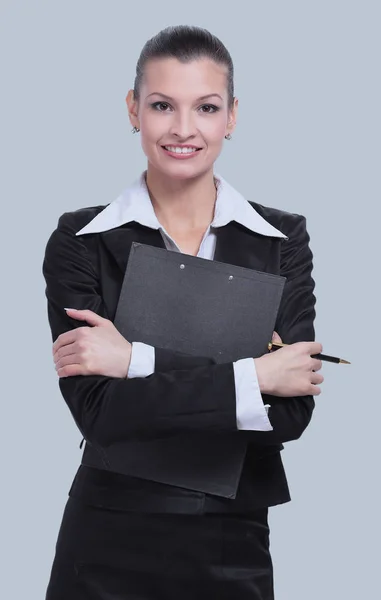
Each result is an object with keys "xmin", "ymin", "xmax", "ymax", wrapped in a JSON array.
[
  {"xmin": 233, "ymin": 357, "xmax": 273, "ymax": 431},
  {"xmin": 127, "ymin": 342, "xmax": 155, "ymax": 378}
]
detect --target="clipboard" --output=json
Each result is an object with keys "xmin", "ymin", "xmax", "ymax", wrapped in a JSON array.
[
  {"xmin": 114, "ymin": 242, "xmax": 286, "ymax": 363},
  {"xmin": 82, "ymin": 242, "xmax": 286, "ymax": 498}
]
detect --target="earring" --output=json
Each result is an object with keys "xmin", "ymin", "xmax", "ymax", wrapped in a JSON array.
[
  {"xmin": 225, "ymin": 133, "xmax": 232, "ymax": 140},
  {"xmin": 131, "ymin": 126, "xmax": 140, "ymax": 134}
]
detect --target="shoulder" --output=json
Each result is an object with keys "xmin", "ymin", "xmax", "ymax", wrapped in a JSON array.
[
  {"xmin": 44, "ymin": 205, "xmax": 107, "ymax": 266},
  {"xmin": 45, "ymin": 204, "xmax": 107, "ymax": 247},
  {"xmin": 248, "ymin": 200, "xmax": 308, "ymax": 238},
  {"xmin": 247, "ymin": 201, "xmax": 313, "ymax": 269},
  {"xmin": 55, "ymin": 204, "xmax": 108, "ymax": 234}
]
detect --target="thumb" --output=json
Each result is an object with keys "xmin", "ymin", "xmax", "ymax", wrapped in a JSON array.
[
  {"xmin": 272, "ymin": 331, "xmax": 283, "ymax": 344},
  {"xmin": 64, "ymin": 308, "xmax": 107, "ymax": 327}
]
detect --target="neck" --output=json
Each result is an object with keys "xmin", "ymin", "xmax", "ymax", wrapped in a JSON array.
[{"xmin": 145, "ymin": 165, "xmax": 217, "ymax": 232}]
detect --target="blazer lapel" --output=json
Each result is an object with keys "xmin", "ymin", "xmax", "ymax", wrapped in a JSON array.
[
  {"xmin": 213, "ymin": 221, "xmax": 279, "ymax": 275},
  {"xmin": 100, "ymin": 220, "xmax": 280, "ymax": 280},
  {"xmin": 100, "ymin": 223, "xmax": 166, "ymax": 275}
]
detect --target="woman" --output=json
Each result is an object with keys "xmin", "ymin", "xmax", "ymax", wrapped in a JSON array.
[{"xmin": 43, "ymin": 25, "xmax": 323, "ymax": 600}]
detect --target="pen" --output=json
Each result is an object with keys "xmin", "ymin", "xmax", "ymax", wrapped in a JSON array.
[{"xmin": 267, "ymin": 342, "xmax": 351, "ymax": 364}]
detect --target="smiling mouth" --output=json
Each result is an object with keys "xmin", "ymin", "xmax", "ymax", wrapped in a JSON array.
[{"xmin": 161, "ymin": 145, "xmax": 203, "ymax": 154}]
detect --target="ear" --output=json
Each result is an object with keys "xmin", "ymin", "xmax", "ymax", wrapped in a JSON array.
[
  {"xmin": 126, "ymin": 89, "xmax": 140, "ymax": 130},
  {"xmin": 226, "ymin": 96, "xmax": 238, "ymax": 137}
]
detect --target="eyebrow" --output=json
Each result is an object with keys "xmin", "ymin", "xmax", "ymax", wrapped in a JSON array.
[{"xmin": 145, "ymin": 92, "xmax": 224, "ymax": 102}]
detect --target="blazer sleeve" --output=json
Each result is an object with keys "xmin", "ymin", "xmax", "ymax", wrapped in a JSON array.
[
  {"xmin": 241, "ymin": 213, "xmax": 317, "ymax": 445},
  {"xmin": 42, "ymin": 213, "xmax": 238, "ymax": 447}
]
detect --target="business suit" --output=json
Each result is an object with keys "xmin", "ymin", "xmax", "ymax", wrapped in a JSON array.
[{"xmin": 43, "ymin": 179, "xmax": 316, "ymax": 598}]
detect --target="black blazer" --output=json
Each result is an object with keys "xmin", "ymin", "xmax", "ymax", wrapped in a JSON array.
[{"xmin": 42, "ymin": 200, "xmax": 316, "ymax": 513}]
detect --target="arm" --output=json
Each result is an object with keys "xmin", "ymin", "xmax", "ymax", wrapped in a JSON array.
[
  {"xmin": 241, "ymin": 214, "xmax": 317, "ymax": 445},
  {"xmin": 128, "ymin": 343, "xmax": 272, "ymax": 432},
  {"xmin": 43, "ymin": 213, "xmax": 240, "ymax": 447},
  {"xmin": 127, "ymin": 341, "xmax": 219, "ymax": 376}
]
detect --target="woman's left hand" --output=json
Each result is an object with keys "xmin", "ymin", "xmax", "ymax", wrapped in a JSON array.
[{"xmin": 53, "ymin": 308, "xmax": 132, "ymax": 378}]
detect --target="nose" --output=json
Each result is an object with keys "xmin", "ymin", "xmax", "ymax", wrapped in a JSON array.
[{"xmin": 168, "ymin": 109, "xmax": 197, "ymax": 140}]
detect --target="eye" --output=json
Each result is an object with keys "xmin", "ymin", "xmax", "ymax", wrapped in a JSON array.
[
  {"xmin": 199, "ymin": 104, "xmax": 219, "ymax": 114},
  {"xmin": 151, "ymin": 101, "xmax": 172, "ymax": 112}
]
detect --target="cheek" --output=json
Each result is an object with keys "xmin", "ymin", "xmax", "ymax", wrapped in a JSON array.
[
  {"xmin": 139, "ymin": 111, "xmax": 164, "ymax": 140},
  {"xmin": 139, "ymin": 115, "xmax": 164, "ymax": 157},
  {"xmin": 201, "ymin": 115, "xmax": 228, "ymax": 143}
]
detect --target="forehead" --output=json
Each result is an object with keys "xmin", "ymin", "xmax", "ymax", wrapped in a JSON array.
[{"xmin": 140, "ymin": 57, "xmax": 228, "ymax": 98}]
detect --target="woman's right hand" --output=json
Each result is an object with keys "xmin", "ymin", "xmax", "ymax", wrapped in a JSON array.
[{"xmin": 254, "ymin": 341, "xmax": 324, "ymax": 397}]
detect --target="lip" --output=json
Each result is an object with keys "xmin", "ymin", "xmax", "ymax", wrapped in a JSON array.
[{"xmin": 161, "ymin": 145, "xmax": 203, "ymax": 159}]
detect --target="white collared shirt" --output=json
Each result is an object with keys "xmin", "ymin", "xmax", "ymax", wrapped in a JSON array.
[{"xmin": 76, "ymin": 171, "xmax": 287, "ymax": 431}]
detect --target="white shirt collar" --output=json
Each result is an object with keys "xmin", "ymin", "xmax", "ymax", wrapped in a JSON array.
[{"xmin": 75, "ymin": 171, "xmax": 287, "ymax": 239}]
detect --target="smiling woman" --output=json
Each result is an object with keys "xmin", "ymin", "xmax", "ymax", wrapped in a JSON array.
[
  {"xmin": 43, "ymin": 24, "xmax": 322, "ymax": 600},
  {"xmin": 126, "ymin": 55, "xmax": 237, "ymax": 185}
]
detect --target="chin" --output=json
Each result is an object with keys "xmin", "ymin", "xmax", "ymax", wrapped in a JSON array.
[{"xmin": 155, "ymin": 160, "xmax": 214, "ymax": 182}]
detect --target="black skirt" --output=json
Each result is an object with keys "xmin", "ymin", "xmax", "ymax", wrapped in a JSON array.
[{"xmin": 46, "ymin": 496, "xmax": 274, "ymax": 600}]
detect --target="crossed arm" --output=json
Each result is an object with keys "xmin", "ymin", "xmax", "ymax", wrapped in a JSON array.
[{"xmin": 43, "ymin": 211, "xmax": 319, "ymax": 448}]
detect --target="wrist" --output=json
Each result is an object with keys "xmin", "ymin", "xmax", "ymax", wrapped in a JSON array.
[
  {"xmin": 123, "ymin": 341, "xmax": 133, "ymax": 378},
  {"xmin": 254, "ymin": 356, "xmax": 273, "ymax": 395}
]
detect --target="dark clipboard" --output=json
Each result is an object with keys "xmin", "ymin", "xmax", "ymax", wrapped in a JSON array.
[
  {"xmin": 85, "ymin": 243, "xmax": 287, "ymax": 498},
  {"xmin": 114, "ymin": 242, "xmax": 286, "ymax": 363}
]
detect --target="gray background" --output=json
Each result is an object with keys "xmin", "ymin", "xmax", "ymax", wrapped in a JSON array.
[{"xmin": 1, "ymin": 1, "xmax": 379, "ymax": 598}]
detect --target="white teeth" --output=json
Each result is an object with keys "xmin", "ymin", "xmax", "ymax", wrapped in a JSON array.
[{"xmin": 164, "ymin": 146, "xmax": 199, "ymax": 154}]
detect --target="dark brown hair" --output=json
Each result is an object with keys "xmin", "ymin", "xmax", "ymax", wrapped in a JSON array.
[{"xmin": 133, "ymin": 25, "xmax": 235, "ymax": 108}]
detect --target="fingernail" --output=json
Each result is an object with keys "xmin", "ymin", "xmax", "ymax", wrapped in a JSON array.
[{"xmin": 64, "ymin": 307, "xmax": 77, "ymax": 311}]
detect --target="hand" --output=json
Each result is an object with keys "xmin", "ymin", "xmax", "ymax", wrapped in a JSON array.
[
  {"xmin": 254, "ymin": 339, "xmax": 324, "ymax": 397},
  {"xmin": 53, "ymin": 308, "xmax": 132, "ymax": 378},
  {"xmin": 271, "ymin": 331, "xmax": 283, "ymax": 344}
]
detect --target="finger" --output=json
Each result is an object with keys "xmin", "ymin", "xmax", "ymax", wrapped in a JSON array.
[
  {"xmin": 53, "ymin": 326, "xmax": 93, "ymax": 356},
  {"xmin": 311, "ymin": 372, "xmax": 324, "ymax": 385},
  {"xmin": 309, "ymin": 341, "xmax": 323, "ymax": 355},
  {"xmin": 57, "ymin": 363, "xmax": 87, "ymax": 378},
  {"xmin": 54, "ymin": 339, "xmax": 80, "ymax": 361},
  {"xmin": 53, "ymin": 328, "xmax": 85, "ymax": 355},
  {"xmin": 54, "ymin": 346, "xmax": 78, "ymax": 366},
  {"xmin": 53, "ymin": 330, "xmax": 77, "ymax": 355},
  {"xmin": 298, "ymin": 341, "xmax": 323, "ymax": 355},
  {"xmin": 64, "ymin": 308, "xmax": 106, "ymax": 327},
  {"xmin": 272, "ymin": 331, "xmax": 283, "ymax": 343},
  {"xmin": 311, "ymin": 358, "xmax": 323, "ymax": 372},
  {"xmin": 310, "ymin": 384, "xmax": 322, "ymax": 396},
  {"xmin": 55, "ymin": 354, "xmax": 81, "ymax": 371}
]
